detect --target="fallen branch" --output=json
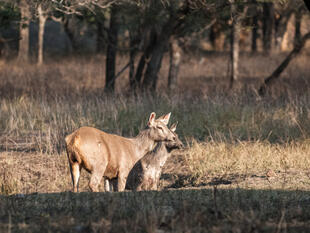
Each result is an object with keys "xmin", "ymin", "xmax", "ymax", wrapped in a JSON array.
[
  {"xmin": 105, "ymin": 62, "xmax": 130, "ymax": 88},
  {"xmin": 258, "ymin": 32, "xmax": 310, "ymax": 96}
]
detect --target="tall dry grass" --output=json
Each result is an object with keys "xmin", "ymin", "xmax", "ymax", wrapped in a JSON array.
[
  {"xmin": 185, "ymin": 140, "xmax": 310, "ymax": 189},
  {"xmin": 0, "ymin": 92, "xmax": 309, "ymax": 154}
]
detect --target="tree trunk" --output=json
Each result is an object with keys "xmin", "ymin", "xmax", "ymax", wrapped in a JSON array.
[
  {"xmin": 168, "ymin": 38, "xmax": 181, "ymax": 91},
  {"xmin": 142, "ymin": 43, "xmax": 165, "ymax": 91},
  {"xmin": 142, "ymin": 20, "xmax": 174, "ymax": 91},
  {"xmin": 18, "ymin": 0, "xmax": 30, "ymax": 63},
  {"xmin": 263, "ymin": 2, "xmax": 274, "ymax": 54},
  {"xmin": 274, "ymin": 12, "xmax": 291, "ymax": 51},
  {"xmin": 105, "ymin": 6, "xmax": 119, "ymax": 93},
  {"xmin": 251, "ymin": 0, "xmax": 258, "ymax": 52},
  {"xmin": 134, "ymin": 29, "xmax": 157, "ymax": 90},
  {"xmin": 37, "ymin": 4, "xmax": 47, "ymax": 66},
  {"xmin": 63, "ymin": 16, "xmax": 79, "ymax": 52},
  {"xmin": 258, "ymin": 32, "xmax": 310, "ymax": 96},
  {"xmin": 303, "ymin": 0, "xmax": 310, "ymax": 11},
  {"xmin": 210, "ymin": 23, "xmax": 225, "ymax": 51},
  {"xmin": 229, "ymin": 0, "xmax": 240, "ymax": 89},
  {"xmin": 96, "ymin": 14, "xmax": 105, "ymax": 53},
  {"xmin": 294, "ymin": 12, "xmax": 301, "ymax": 45},
  {"xmin": 129, "ymin": 31, "xmax": 139, "ymax": 90}
]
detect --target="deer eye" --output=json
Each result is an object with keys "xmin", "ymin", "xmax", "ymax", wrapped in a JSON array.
[{"xmin": 157, "ymin": 126, "xmax": 164, "ymax": 131}]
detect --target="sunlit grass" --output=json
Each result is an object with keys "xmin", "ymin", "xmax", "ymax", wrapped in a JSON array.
[{"xmin": 185, "ymin": 140, "xmax": 310, "ymax": 188}]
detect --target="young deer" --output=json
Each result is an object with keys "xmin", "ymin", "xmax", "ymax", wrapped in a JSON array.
[
  {"xmin": 125, "ymin": 122, "xmax": 183, "ymax": 191},
  {"xmin": 65, "ymin": 112, "xmax": 176, "ymax": 192}
]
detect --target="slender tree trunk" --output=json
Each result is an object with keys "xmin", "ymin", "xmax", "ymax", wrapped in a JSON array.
[
  {"xmin": 105, "ymin": 6, "xmax": 119, "ymax": 93},
  {"xmin": 273, "ymin": 12, "xmax": 292, "ymax": 52},
  {"xmin": 142, "ymin": 19, "xmax": 175, "ymax": 91},
  {"xmin": 129, "ymin": 31, "xmax": 139, "ymax": 90},
  {"xmin": 37, "ymin": 4, "xmax": 47, "ymax": 66},
  {"xmin": 96, "ymin": 14, "xmax": 105, "ymax": 53},
  {"xmin": 142, "ymin": 43, "xmax": 165, "ymax": 91},
  {"xmin": 168, "ymin": 38, "xmax": 181, "ymax": 91},
  {"xmin": 294, "ymin": 12, "xmax": 301, "ymax": 45},
  {"xmin": 230, "ymin": 23, "xmax": 240, "ymax": 89},
  {"xmin": 263, "ymin": 2, "xmax": 274, "ymax": 54},
  {"xmin": 134, "ymin": 29, "xmax": 156, "ymax": 89},
  {"xmin": 258, "ymin": 32, "xmax": 310, "ymax": 96},
  {"xmin": 229, "ymin": 0, "xmax": 240, "ymax": 89},
  {"xmin": 63, "ymin": 16, "xmax": 79, "ymax": 52},
  {"xmin": 210, "ymin": 23, "xmax": 225, "ymax": 51},
  {"xmin": 251, "ymin": 0, "xmax": 258, "ymax": 52},
  {"xmin": 18, "ymin": 0, "xmax": 30, "ymax": 63}
]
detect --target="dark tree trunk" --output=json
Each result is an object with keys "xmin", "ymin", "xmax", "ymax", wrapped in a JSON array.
[
  {"xmin": 96, "ymin": 14, "xmax": 105, "ymax": 53},
  {"xmin": 294, "ymin": 12, "xmax": 301, "ymax": 45},
  {"xmin": 128, "ymin": 31, "xmax": 141, "ymax": 90},
  {"xmin": 18, "ymin": 0, "xmax": 30, "ymax": 63},
  {"xmin": 142, "ymin": 43, "xmax": 165, "ymax": 91},
  {"xmin": 303, "ymin": 0, "xmax": 310, "ymax": 11},
  {"xmin": 105, "ymin": 6, "xmax": 119, "ymax": 93},
  {"xmin": 263, "ymin": 2, "xmax": 274, "ymax": 54},
  {"xmin": 63, "ymin": 16, "xmax": 79, "ymax": 52},
  {"xmin": 251, "ymin": 0, "xmax": 258, "ymax": 52},
  {"xmin": 209, "ymin": 23, "xmax": 217, "ymax": 50},
  {"xmin": 209, "ymin": 23, "xmax": 224, "ymax": 51},
  {"xmin": 134, "ymin": 29, "xmax": 157, "ymax": 90},
  {"xmin": 129, "ymin": 36, "xmax": 136, "ymax": 89},
  {"xmin": 168, "ymin": 38, "xmax": 181, "ymax": 91},
  {"xmin": 142, "ymin": 19, "xmax": 175, "ymax": 91},
  {"xmin": 258, "ymin": 32, "xmax": 310, "ymax": 96},
  {"xmin": 37, "ymin": 4, "xmax": 47, "ymax": 66}
]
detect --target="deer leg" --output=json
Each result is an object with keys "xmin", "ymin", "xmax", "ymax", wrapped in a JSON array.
[
  {"xmin": 111, "ymin": 178, "xmax": 117, "ymax": 191},
  {"xmin": 117, "ymin": 174, "xmax": 127, "ymax": 192},
  {"xmin": 104, "ymin": 178, "xmax": 111, "ymax": 192},
  {"xmin": 71, "ymin": 163, "xmax": 81, "ymax": 192},
  {"xmin": 89, "ymin": 166, "xmax": 106, "ymax": 192}
]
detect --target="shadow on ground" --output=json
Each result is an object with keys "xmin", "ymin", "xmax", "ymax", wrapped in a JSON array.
[{"xmin": 1, "ymin": 188, "xmax": 310, "ymax": 233}]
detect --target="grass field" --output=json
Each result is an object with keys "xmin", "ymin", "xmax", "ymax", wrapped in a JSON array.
[{"xmin": 0, "ymin": 53, "xmax": 310, "ymax": 232}]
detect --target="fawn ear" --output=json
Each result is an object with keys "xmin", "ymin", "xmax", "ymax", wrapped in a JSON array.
[
  {"xmin": 170, "ymin": 122, "xmax": 178, "ymax": 132},
  {"xmin": 148, "ymin": 112, "xmax": 156, "ymax": 127},
  {"xmin": 158, "ymin": 112, "xmax": 171, "ymax": 125}
]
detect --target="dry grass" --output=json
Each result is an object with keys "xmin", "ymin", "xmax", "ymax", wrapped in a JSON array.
[
  {"xmin": 0, "ymin": 88, "xmax": 309, "ymax": 154},
  {"xmin": 1, "ymin": 52, "xmax": 310, "ymax": 97},
  {"xmin": 181, "ymin": 140, "xmax": 310, "ymax": 190}
]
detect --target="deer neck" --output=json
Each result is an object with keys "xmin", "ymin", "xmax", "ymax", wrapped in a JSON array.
[
  {"xmin": 132, "ymin": 129, "xmax": 157, "ymax": 161},
  {"xmin": 155, "ymin": 143, "xmax": 170, "ymax": 168}
]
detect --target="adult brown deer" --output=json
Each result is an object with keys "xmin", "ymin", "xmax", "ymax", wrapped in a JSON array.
[
  {"xmin": 65, "ymin": 112, "xmax": 176, "ymax": 192},
  {"xmin": 125, "ymin": 122, "xmax": 183, "ymax": 191}
]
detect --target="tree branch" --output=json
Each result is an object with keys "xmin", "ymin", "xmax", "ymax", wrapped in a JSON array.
[{"xmin": 258, "ymin": 32, "xmax": 310, "ymax": 96}]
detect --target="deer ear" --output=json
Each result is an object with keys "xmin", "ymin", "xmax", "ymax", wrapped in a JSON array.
[
  {"xmin": 148, "ymin": 112, "xmax": 156, "ymax": 127},
  {"xmin": 170, "ymin": 122, "xmax": 178, "ymax": 132},
  {"xmin": 158, "ymin": 112, "xmax": 171, "ymax": 125}
]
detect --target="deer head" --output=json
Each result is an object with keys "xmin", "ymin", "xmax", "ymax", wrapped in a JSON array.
[
  {"xmin": 147, "ymin": 112, "xmax": 176, "ymax": 142},
  {"xmin": 165, "ymin": 122, "xmax": 183, "ymax": 150}
]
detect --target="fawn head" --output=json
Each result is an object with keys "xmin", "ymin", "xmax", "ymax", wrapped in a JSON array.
[{"xmin": 165, "ymin": 122, "xmax": 184, "ymax": 150}]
